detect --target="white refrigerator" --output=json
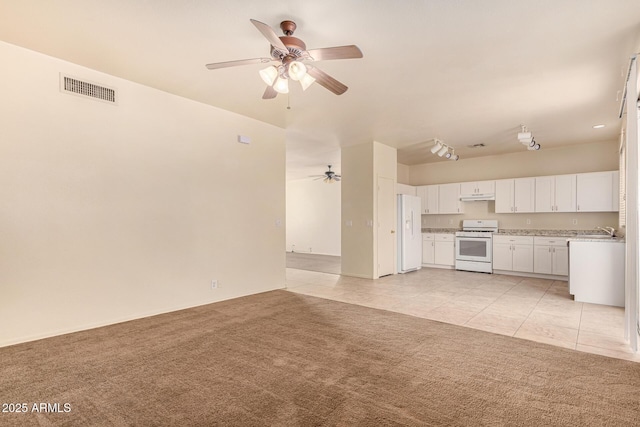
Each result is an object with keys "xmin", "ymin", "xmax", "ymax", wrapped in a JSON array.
[{"xmin": 397, "ymin": 194, "xmax": 422, "ymax": 273}]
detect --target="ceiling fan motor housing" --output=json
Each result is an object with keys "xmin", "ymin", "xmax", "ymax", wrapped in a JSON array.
[{"xmin": 271, "ymin": 36, "xmax": 307, "ymax": 59}]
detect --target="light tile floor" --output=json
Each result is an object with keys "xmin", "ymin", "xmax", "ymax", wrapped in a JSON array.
[{"xmin": 285, "ymin": 267, "xmax": 640, "ymax": 363}]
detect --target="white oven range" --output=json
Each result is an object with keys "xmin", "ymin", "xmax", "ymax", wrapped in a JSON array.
[{"xmin": 455, "ymin": 220, "xmax": 498, "ymax": 273}]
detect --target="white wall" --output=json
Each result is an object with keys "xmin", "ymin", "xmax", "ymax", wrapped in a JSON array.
[
  {"xmin": 0, "ymin": 41, "xmax": 286, "ymax": 347},
  {"xmin": 286, "ymin": 179, "xmax": 341, "ymax": 256},
  {"xmin": 341, "ymin": 142, "xmax": 397, "ymax": 279},
  {"xmin": 341, "ymin": 143, "xmax": 374, "ymax": 278}
]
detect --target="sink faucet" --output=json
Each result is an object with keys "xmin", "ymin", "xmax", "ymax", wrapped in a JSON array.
[{"xmin": 595, "ymin": 226, "xmax": 616, "ymax": 237}]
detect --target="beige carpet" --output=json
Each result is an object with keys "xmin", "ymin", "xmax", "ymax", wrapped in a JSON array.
[{"xmin": 1, "ymin": 290, "xmax": 639, "ymax": 426}]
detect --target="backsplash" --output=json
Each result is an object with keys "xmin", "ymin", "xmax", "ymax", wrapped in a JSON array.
[{"xmin": 421, "ymin": 200, "xmax": 619, "ymax": 233}]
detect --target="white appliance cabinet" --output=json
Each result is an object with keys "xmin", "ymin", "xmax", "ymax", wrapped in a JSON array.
[
  {"xmin": 492, "ymin": 235, "xmax": 534, "ymax": 272},
  {"xmin": 460, "ymin": 180, "xmax": 495, "ymax": 196},
  {"xmin": 535, "ymin": 175, "xmax": 576, "ymax": 212},
  {"xmin": 495, "ymin": 178, "xmax": 535, "ymax": 213},
  {"xmin": 576, "ymin": 171, "xmax": 619, "ymax": 212},
  {"xmin": 533, "ymin": 237, "xmax": 569, "ymax": 276}
]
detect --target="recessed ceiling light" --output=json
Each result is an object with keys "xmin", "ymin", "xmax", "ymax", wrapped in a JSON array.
[{"xmin": 593, "ymin": 124, "xmax": 605, "ymax": 129}]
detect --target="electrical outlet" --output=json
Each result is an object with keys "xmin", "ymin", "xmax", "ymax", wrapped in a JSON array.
[
  {"xmin": 572, "ymin": 219, "xmax": 578, "ymax": 225},
  {"xmin": 449, "ymin": 219, "xmax": 453, "ymax": 225},
  {"xmin": 526, "ymin": 219, "xmax": 531, "ymax": 225},
  {"xmin": 211, "ymin": 280, "xmax": 218, "ymax": 290}
]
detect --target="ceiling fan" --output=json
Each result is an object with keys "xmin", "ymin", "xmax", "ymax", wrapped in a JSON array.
[
  {"xmin": 205, "ymin": 19, "xmax": 363, "ymax": 99},
  {"xmin": 310, "ymin": 165, "xmax": 341, "ymax": 183}
]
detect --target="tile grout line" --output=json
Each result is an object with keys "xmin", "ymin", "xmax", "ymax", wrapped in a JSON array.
[
  {"xmin": 511, "ymin": 284, "xmax": 549, "ymax": 337},
  {"xmin": 461, "ymin": 276, "xmax": 524, "ymax": 328}
]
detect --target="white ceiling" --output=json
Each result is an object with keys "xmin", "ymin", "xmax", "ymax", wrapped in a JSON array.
[{"xmin": 1, "ymin": 1, "xmax": 639, "ymax": 180}]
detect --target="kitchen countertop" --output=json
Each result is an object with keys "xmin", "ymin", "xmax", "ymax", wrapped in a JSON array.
[
  {"xmin": 421, "ymin": 228, "xmax": 459, "ymax": 233},
  {"xmin": 422, "ymin": 228, "xmax": 623, "ymax": 241}
]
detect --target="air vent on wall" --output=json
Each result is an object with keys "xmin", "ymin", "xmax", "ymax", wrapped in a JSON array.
[
  {"xmin": 468, "ymin": 143, "xmax": 485, "ymax": 148},
  {"xmin": 60, "ymin": 74, "xmax": 117, "ymax": 104}
]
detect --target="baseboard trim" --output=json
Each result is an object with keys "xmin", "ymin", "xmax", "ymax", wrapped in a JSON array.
[{"xmin": 492, "ymin": 270, "xmax": 568, "ymax": 281}]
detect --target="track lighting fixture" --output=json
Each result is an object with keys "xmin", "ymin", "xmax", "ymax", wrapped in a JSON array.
[
  {"xmin": 517, "ymin": 125, "xmax": 541, "ymax": 151},
  {"xmin": 430, "ymin": 139, "xmax": 443, "ymax": 154},
  {"xmin": 430, "ymin": 139, "xmax": 459, "ymax": 161}
]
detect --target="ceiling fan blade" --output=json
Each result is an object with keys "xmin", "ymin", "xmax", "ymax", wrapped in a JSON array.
[
  {"xmin": 262, "ymin": 85, "xmax": 277, "ymax": 99},
  {"xmin": 250, "ymin": 19, "xmax": 289, "ymax": 57},
  {"xmin": 305, "ymin": 45, "xmax": 363, "ymax": 61},
  {"xmin": 206, "ymin": 57, "xmax": 274, "ymax": 70},
  {"xmin": 306, "ymin": 67, "xmax": 348, "ymax": 95}
]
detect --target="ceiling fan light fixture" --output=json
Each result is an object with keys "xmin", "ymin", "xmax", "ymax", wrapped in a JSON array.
[
  {"xmin": 273, "ymin": 76, "xmax": 289, "ymax": 94},
  {"xmin": 288, "ymin": 61, "xmax": 307, "ymax": 81},
  {"xmin": 259, "ymin": 65, "xmax": 278, "ymax": 86},
  {"xmin": 299, "ymin": 73, "xmax": 316, "ymax": 91}
]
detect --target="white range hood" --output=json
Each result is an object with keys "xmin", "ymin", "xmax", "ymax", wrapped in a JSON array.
[{"xmin": 460, "ymin": 193, "xmax": 495, "ymax": 201}]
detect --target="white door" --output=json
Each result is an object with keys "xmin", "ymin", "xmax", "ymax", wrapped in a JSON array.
[
  {"xmin": 377, "ymin": 177, "xmax": 396, "ymax": 277},
  {"xmin": 514, "ymin": 178, "xmax": 535, "ymax": 213},
  {"xmin": 552, "ymin": 246, "xmax": 569, "ymax": 276},
  {"xmin": 495, "ymin": 179, "xmax": 514, "ymax": 213},
  {"xmin": 533, "ymin": 245, "xmax": 553, "ymax": 274},
  {"xmin": 492, "ymin": 243, "xmax": 513, "ymax": 270},
  {"xmin": 576, "ymin": 171, "xmax": 615, "ymax": 212},
  {"xmin": 512, "ymin": 244, "xmax": 534, "ymax": 272},
  {"xmin": 438, "ymin": 183, "xmax": 462, "ymax": 214},
  {"xmin": 534, "ymin": 176, "xmax": 554, "ymax": 212},
  {"xmin": 426, "ymin": 185, "xmax": 439, "ymax": 214},
  {"xmin": 554, "ymin": 174, "xmax": 577, "ymax": 212}
]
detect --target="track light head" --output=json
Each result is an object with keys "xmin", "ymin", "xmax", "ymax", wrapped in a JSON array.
[
  {"xmin": 517, "ymin": 131, "xmax": 532, "ymax": 141},
  {"xmin": 430, "ymin": 140, "xmax": 443, "ymax": 154}
]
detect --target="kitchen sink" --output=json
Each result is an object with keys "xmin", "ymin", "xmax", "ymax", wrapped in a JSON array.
[{"xmin": 574, "ymin": 234, "xmax": 616, "ymax": 239}]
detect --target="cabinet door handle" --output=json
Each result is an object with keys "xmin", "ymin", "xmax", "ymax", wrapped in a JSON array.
[{"xmin": 548, "ymin": 247, "xmax": 551, "ymax": 253}]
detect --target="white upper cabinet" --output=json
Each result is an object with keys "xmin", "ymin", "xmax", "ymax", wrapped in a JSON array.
[
  {"xmin": 460, "ymin": 180, "xmax": 495, "ymax": 196},
  {"xmin": 535, "ymin": 174, "xmax": 576, "ymax": 212},
  {"xmin": 417, "ymin": 185, "xmax": 439, "ymax": 214},
  {"xmin": 438, "ymin": 183, "xmax": 464, "ymax": 214},
  {"xmin": 495, "ymin": 178, "xmax": 535, "ymax": 213},
  {"xmin": 576, "ymin": 171, "xmax": 619, "ymax": 212},
  {"xmin": 495, "ymin": 179, "xmax": 514, "ymax": 213}
]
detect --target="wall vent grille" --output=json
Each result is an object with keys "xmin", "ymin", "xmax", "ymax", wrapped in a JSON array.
[{"xmin": 60, "ymin": 74, "xmax": 117, "ymax": 104}]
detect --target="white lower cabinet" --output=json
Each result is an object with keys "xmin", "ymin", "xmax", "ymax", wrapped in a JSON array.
[
  {"xmin": 533, "ymin": 237, "xmax": 569, "ymax": 276},
  {"xmin": 422, "ymin": 233, "xmax": 455, "ymax": 267},
  {"xmin": 492, "ymin": 235, "xmax": 534, "ymax": 273},
  {"xmin": 422, "ymin": 234, "xmax": 435, "ymax": 264},
  {"xmin": 434, "ymin": 234, "xmax": 455, "ymax": 266}
]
